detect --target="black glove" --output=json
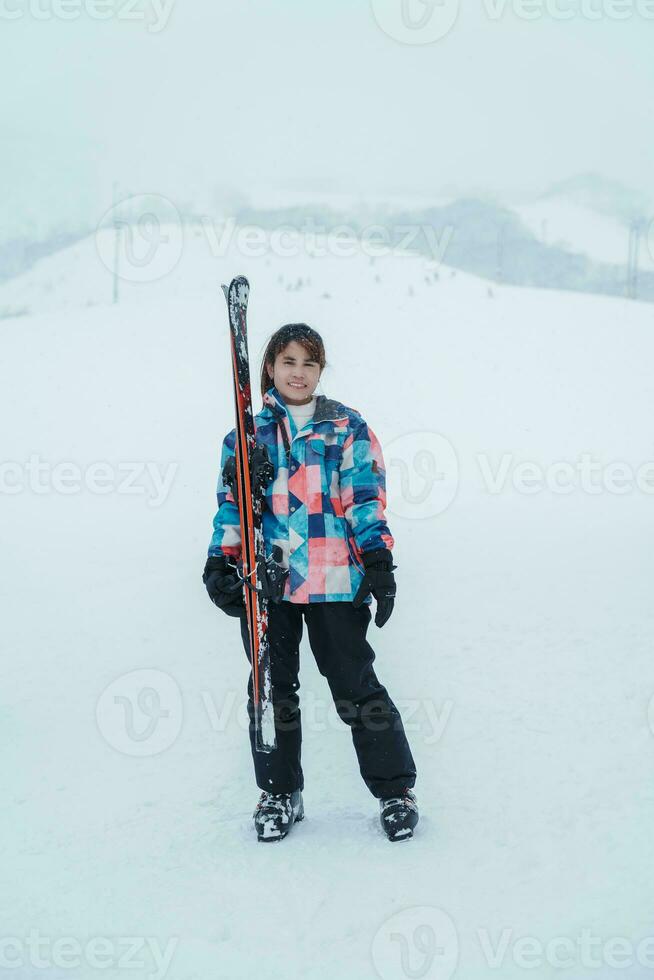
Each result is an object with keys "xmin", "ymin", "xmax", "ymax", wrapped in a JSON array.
[
  {"xmin": 202, "ymin": 555, "xmax": 245, "ymax": 617},
  {"xmin": 352, "ymin": 548, "xmax": 397, "ymax": 628}
]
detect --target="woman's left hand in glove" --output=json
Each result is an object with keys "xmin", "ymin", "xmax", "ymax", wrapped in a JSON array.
[{"xmin": 352, "ymin": 548, "xmax": 397, "ymax": 628}]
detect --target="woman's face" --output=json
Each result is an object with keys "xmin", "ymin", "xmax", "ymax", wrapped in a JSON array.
[{"xmin": 267, "ymin": 341, "xmax": 322, "ymax": 406}]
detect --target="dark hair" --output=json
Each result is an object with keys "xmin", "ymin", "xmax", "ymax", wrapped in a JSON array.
[{"xmin": 260, "ymin": 323, "xmax": 326, "ymax": 399}]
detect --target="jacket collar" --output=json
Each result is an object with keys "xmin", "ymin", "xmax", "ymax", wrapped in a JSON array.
[{"xmin": 259, "ymin": 385, "xmax": 349, "ymax": 427}]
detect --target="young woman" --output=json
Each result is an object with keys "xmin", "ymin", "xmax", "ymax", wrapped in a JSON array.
[{"xmin": 203, "ymin": 323, "xmax": 418, "ymax": 842}]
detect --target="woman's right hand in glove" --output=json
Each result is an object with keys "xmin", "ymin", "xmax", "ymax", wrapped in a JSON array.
[{"xmin": 202, "ymin": 555, "xmax": 245, "ymax": 617}]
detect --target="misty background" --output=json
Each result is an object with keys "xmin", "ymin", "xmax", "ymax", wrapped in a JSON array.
[{"xmin": 1, "ymin": 0, "xmax": 653, "ymax": 300}]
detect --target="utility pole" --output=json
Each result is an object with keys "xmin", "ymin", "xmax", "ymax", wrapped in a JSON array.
[
  {"xmin": 112, "ymin": 180, "xmax": 120, "ymax": 305},
  {"xmin": 497, "ymin": 224, "xmax": 505, "ymax": 285},
  {"xmin": 627, "ymin": 220, "xmax": 642, "ymax": 300}
]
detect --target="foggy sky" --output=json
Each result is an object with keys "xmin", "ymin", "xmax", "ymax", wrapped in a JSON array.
[{"xmin": 1, "ymin": 0, "xmax": 653, "ymax": 238}]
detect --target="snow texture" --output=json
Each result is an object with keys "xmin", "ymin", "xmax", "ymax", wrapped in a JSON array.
[{"xmin": 1, "ymin": 226, "xmax": 653, "ymax": 979}]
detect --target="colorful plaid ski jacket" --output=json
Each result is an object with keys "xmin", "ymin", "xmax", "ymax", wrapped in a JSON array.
[{"xmin": 208, "ymin": 385, "xmax": 395, "ymax": 604}]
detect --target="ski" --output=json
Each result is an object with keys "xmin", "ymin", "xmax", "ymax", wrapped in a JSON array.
[{"xmin": 222, "ymin": 275, "xmax": 276, "ymax": 753}]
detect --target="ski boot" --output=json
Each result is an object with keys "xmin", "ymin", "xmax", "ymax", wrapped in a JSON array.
[
  {"xmin": 253, "ymin": 789, "xmax": 304, "ymax": 842},
  {"xmin": 379, "ymin": 788, "xmax": 419, "ymax": 842}
]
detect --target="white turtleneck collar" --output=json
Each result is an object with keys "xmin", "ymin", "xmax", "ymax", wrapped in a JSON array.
[{"xmin": 285, "ymin": 394, "xmax": 317, "ymax": 422}]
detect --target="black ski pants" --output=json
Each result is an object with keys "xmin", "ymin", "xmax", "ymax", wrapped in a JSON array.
[{"xmin": 238, "ymin": 600, "xmax": 417, "ymax": 799}]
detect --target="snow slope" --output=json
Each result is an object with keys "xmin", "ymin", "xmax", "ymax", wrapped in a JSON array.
[
  {"xmin": 514, "ymin": 197, "xmax": 654, "ymax": 272},
  {"xmin": 1, "ymin": 226, "xmax": 654, "ymax": 980}
]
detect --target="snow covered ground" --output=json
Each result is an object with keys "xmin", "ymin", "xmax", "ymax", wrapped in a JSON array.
[{"xmin": 2, "ymin": 225, "xmax": 654, "ymax": 980}]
